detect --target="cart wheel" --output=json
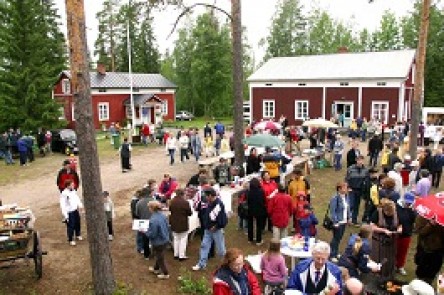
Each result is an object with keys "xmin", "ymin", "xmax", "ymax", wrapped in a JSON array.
[{"xmin": 33, "ymin": 231, "xmax": 43, "ymax": 279}]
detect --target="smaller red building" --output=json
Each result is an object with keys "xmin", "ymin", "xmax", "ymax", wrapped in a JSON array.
[
  {"xmin": 53, "ymin": 67, "xmax": 177, "ymax": 129},
  {"xmin": 247, "ymin": 49, "xmax": 416, "ymax": 127}
]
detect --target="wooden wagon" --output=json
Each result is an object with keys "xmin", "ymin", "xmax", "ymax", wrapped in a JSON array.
[{"xmin": 0, "ymin": 204, "xmax": 46, "ymax": 279}]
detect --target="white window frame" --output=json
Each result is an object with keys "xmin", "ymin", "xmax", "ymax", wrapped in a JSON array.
[
  {"xmin": 371, "ymin": 101, "xmax": 389, "ymax": 124},
  {"xmin": 72, "ymin": 103, "xmax": 75, "ymax": 121},
  {"xmin": 98, "ymin": 102, "xmax": 110, "ymax": 121},
  {"xmin": 294, "ymin": 100, "xmax": 309, "ymax": 120},
  {"xmin": 161, "ymin": 100, "xmax": 168, "ymax": 115},
  {"xmin": 62, "ymin": 78, "xmax": 71, "ymax": 94},
  {"xmin": 262, "ymin": 99, "xmax": 275, "ymax": 118},
  {"xmin": 126, "ymin": 106, "xmax": 132, "ymax": 119}
]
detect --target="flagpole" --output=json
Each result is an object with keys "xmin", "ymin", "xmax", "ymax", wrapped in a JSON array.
[{"xmin": 127, "ymin": 1, "xmax": 136, "ymax": 137}]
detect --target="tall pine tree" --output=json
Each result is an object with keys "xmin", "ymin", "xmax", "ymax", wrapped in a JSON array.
[
  {"xmin": 262, "ymin": 0, "xmax": 307, "ymax": 60},
  {"xmin": 0, "ymin": 0, "xmax": 66, "ymax": 131}
]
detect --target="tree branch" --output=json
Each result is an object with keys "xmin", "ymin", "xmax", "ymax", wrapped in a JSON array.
[{"xmin": 167, "ymin": 3, "xmax": 232, "ymax": 39}]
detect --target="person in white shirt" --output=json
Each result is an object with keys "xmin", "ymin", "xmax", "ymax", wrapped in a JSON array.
[
  {"xmin": 387, "ymin": 162, "xmax": 404, "ymax": 196},
  {"xmin": 165, "ymin": 132, "xmax": 178, "ymax": 165},
  {"xmin": 103, "ymin": 191, "xmax": 115, "ymax": 241},
  {"xmin": 178, "ymin": 131, "xmax": 190, "ymax": 163},
  {"xmin": 60, "ymin": 179, "xmax": 84, "ymax": 246}
]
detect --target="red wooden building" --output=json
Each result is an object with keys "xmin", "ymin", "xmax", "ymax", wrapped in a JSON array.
[
  {"xmin": 247, "ymin": 49, "xmax": 416, "ymax": 127},
  {"xmin": 53, "ymin": 66, "xmax": 177, "ymax": 129}
]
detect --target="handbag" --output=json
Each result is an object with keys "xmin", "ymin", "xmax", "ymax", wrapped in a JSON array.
[{"xmin": 322, "ymin": 196, "xmax": 338, "ymax": 231}]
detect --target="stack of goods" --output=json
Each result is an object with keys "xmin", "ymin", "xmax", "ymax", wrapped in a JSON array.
[{"xmin": 0, "ymin": 204, "xmax": 35, "ymax": 254}]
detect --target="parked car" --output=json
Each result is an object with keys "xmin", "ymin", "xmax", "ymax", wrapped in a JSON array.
[
  {"xmin": 51, "ymin": 129, "xmax": 78, "ymax": 155},
  {"xmin": 175, "ymin": 111, "xmax": 194, "ymax": 121}
]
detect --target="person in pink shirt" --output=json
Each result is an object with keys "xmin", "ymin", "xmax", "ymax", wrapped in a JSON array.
[{"xmin": 260, "ymin": 239, "xmax": 288, "ymax": 294}]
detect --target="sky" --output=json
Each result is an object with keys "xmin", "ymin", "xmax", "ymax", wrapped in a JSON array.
[{"xmin": 54, "ymin": 0, "xmax": 417, "ymax": 63}]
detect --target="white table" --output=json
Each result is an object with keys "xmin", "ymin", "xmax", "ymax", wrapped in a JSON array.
[
  {"xmin": 245, "ymin": 254, "xmax": 263, "ymax": 274},
  {"xmin": 280, "ymin": 237, "xmax": 314, "ymax": 270}
]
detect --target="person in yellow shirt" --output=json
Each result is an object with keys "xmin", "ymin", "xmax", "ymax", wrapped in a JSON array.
[
  {"xmin": 203, "ymin": 136, "xmax": 214, "ymax": 157},
  {"xmin": 287, "ymin": 169, "xmax": 311, "ymax": 203}
]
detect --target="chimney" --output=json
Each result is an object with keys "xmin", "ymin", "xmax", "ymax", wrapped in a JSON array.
[
  {"xmin": 337, "ymin": 46, "xmax": 348, "ymax": 54},
  {"xmin": 97, "ymin": 63, "xmax": 106, "ymax": 75}
]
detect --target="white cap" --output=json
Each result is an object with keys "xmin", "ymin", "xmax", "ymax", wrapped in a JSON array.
[{"xmin": 401, "ymin": 279, "xmax": 435, "ymax": 295}]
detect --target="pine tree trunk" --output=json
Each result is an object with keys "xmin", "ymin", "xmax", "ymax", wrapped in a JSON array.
[
  {"xmin": 409, "ymin": 0, "xmax": 430, "ymax": 159},
  {"xmin": 65, "ymin": 1, "xmax": 116, "ymax": 294},
  {"xmin": 231, "ymin": 0, "xmax": 244, "ymax": 166}
]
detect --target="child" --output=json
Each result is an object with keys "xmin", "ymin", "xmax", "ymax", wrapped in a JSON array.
[
  {"xmin": 237, "ymin": 182, "xmax": 249, "ymax": 232},
  {"xmin": 260, "ymin": 239, "xmax": 288, "ymax": 295},
  {"xmin": 293, "ymin": 191, "xmax": 309, "ymax": 234},
  {"xmin": 103, "ymin": 191, "xmax": 115, "ymax": 241},
  {"xmin": 204, "ymin": 136, "xmax": 214, "ymax": 157},
  {"xmin": 298, "ymin": 204, "xmax": 318, "ymax": 237}
]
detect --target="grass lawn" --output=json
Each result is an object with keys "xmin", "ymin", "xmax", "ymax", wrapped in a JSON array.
[
  {"xmin": 0, "ymin": 132, "xmax": 155, "ymax": 186},
  {"xmin": 162, "ymin": 117, "xmax": 234, "ymax": 129}
]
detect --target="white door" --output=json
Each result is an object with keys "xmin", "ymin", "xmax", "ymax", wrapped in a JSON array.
[
  {"xmin": 141, "ymin": 106, "xmax": 151, "ymax": 124},
  {"xmin": 334, "ymin": 102, "xmax": 354, "ymax": 127}
]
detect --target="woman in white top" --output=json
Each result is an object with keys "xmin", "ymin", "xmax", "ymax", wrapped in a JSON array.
[
  {"xmin": 60, "ymin": 179, "xmax": 84, "ymax": 246},
  {"xmin": 165, "ymin": 132, "xmax": 178, "ymax": 165}
]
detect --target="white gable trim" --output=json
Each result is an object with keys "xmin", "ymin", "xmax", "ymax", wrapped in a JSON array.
[{"xmin": 250, "ymin": 80, "xmax": 402, "ymax": 88}]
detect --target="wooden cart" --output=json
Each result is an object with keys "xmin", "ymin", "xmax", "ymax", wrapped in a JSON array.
[{"xmin": 0, "ymin": 205, "xmax": 46, "ymax": 279}]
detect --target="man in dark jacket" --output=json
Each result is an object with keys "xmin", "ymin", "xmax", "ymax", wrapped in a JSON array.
[
  {"xmin": 368, "ymin": 133, "xmax": 383, "ymax": 167},
  {"xmin": 346, "ymin": 141, "xmax": 361, "ymax": 168},
  {"xmin": 192, "ymin": 187, "xmax": 227, "ymax": 271},
  {"xmin": 346, "ymin": 155, "xmax": 369, "ymax": 225},
  {"xmin": 136, "ymin": 188, "xmax": 155, "ymax": 259},
  {"xmin": 203, "ymin": 122, "xmax": 212, "ymax": 138},
  {"xmin": 187, "ymin": 168, "xmax": 208, "ymax": 187},
  {"xmin": 431, "ymin": 149, "xmax": 443, "ymax": 188}
]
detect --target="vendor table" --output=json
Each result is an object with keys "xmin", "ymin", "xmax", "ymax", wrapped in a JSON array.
[{"xmin": 280, "ymin": 237, "xmax": 314, "ymax": 270}]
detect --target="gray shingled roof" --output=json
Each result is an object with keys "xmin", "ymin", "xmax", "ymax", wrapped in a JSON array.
[
  {"xmin": 62, "ymin": 71, "xmax": 176, "ymax": 89},
  {"xmin": 123, "ymin": 94, "xmax": 162, "ymax": 106},
  {"xmin": 248, "ymin": 49, "xmax": 416, "ymax": 82}
]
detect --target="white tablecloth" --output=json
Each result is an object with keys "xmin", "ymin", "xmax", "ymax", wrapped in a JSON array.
[{"xmin": 280, "ymin": 237, "xmax": 314, "ymax": 270}]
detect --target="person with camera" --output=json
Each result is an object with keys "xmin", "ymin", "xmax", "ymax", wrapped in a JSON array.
[
  {"xmin": 192, "ymin": 187, "xmax": 228, "ymax": 271},
  {"xmin": 329, "ymin": 182, "xmax": 352, "ymax": 262}
]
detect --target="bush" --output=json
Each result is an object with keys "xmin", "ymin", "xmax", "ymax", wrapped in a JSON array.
[{"xmin": 177, "ymin": 271, "xmax": 211, "ymax": 295}]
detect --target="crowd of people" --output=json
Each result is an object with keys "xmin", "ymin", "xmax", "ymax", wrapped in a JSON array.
[
  {"xmin": 49, "ymin": 114, "xmax": 444, "ymax": 294},
  {"xmin": 0, "ymin": 127, "xmax": 52, "ymax": 166}
]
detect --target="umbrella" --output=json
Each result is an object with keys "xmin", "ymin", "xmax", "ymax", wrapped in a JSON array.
[
  {"xmin": 243, "ymin": 134, "xmax": 284, "ymax": 147},
  {"xmin": 254, "ymin": 121, "xmax": 282, "ymax": 130},
  {"xmin": 302, "ymin": 118, "xmax": 338, "ymax": 128},
  {"xmin": 413, "ymin": 192, "xmax": 444, "ymax": 226}
]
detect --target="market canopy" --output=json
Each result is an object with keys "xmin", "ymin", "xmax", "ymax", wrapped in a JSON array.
[{"xmin": 243, "ymin": 134, "xmax": 284, "ymax": 148}]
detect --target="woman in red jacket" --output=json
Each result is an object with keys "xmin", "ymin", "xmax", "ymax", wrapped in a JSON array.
[
  {"xmin": 261, "ymin": 171, "xmax": 278, "ymax": 232},
  {"xmin": 213, "ymin": 248, "xmax": 261, "ymax": 295}
]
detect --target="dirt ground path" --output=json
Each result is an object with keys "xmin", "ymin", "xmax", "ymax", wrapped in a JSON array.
[{"xmin": 0, "ymin": 144, "xmax": 204, "ymax": 295}]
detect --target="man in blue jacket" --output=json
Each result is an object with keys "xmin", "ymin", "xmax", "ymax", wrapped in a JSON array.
[
  {"xmin": 192, "ymin": 187, "xmax": 227, "ymax": 271},
  {"xmin": 287, "ymin": 241, "xmax": 342, "ymax": 294}
]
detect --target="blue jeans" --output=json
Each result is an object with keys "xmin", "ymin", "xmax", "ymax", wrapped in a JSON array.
[
  {"xmin": 197, "ymin": 229, "xmax": 226, "ymax": 268},
  {"xmin": 330, "ymin": 224, "xmax": 346, "ymax": 258},
  {"xmin": 192, "ymin": 145, "xmax": 200, "ymax": 161},
  {"xmin": 349, "ymin": 190, "xmax": 361, "ymax": 224},
  {"xmin": 361, "ymin": 130, "xmax": 367, "ymax": 142},
  {"xmin": 180, "ymin": 148, "xmax": 189, "ymax": 162},
  {"xmin": 369, "ymin": 151, "xmax": 379, "ymax": 167},
  {"xmin": 0, "ymin": 149, "xmax": 13, "ymax": 164},
  {"xmin": 136, "ymin": 231, "xmax": 144, "ymax": 252},
  {"xmin": 168, "ymin": 149, "xmax": 175, "ymax": 165},
  {"xmin": 66, "ymin": 210, "xmax": 81, "ymax": 242},
  {"xmin": 334, "ymin": 154, "xmax": 342, "ymax": 171}
]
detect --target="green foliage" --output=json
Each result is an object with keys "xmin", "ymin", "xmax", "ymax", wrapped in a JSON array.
[
  {"xmin": 262, "ymin": 0, "xmax": 307, "ymax": 60},
  {"xmin": 373, "ymin": 10, "xmax": 402, "ymax": 50},
  {"xmin": 0, "ymin": 0, "xmax": 66, "ymax": 132},
  {"xmin": 95, "ymin": 0, "xmax": 160, "ymax": 73},
  {"xmin": 178, "ymin": 271, "xmax": 211, "ymax": 295},
  {"xmin": 172, "ymin": 12, "xmax": 233, "ymax": 117}
]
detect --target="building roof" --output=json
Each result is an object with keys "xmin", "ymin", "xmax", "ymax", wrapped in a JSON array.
[
  {"xmin": 61, "ymin": 71, "xmax": 177, "ymax": 89},
  {"xmin": 248, "ymin": 49, "xmax": 416, "ymax": 82},
  {"xmin": 123, "ymin": 94, "xmax": 162, "ymax": 106}
]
